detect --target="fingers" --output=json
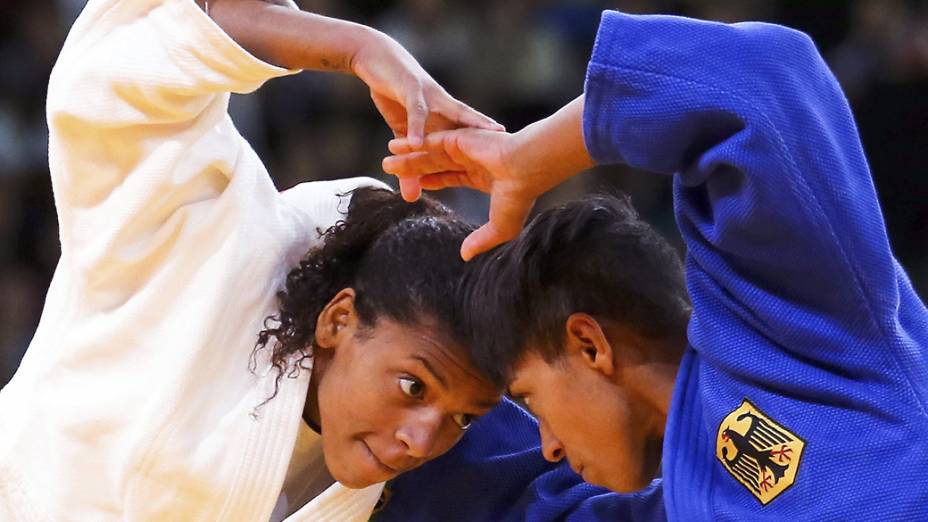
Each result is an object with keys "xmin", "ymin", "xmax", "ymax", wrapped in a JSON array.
[
  {"xmin": 437, "ymin": 96, "xmax": 505, "ymax": 132},
  {"xmin": 384, "ymin": 134, "xmax": 461, "ymax": 173},
  {"xmin": 388, "ymin": 137, "xmax": 417, "ymax": 156},
  {"xmin": 382, "ymin": 151, "xmax": 466, "ymax": 200},
  {"xmin": 461, "ymin": 190, "xmax": 534, "ymax": 261},
  {"xmin": 374, "ymin": 86, "xmax": 502, "ymax": 149},
  {"xmin": 398, "ymin": 177, "xmax": 422, "ymax": 202},
  {"xmin": 404, "ymin": 88, "xmax": 429, "ymax": 149},
  {"xmin": 371, "ymin": 92, "xmax": 407, "ymax": 138},
  {"xmin": 419, "ymin": 172, "xmax": 473, "ymax": 191},
  {"xmin": 387, "ymin": 129, "xmax": 459, "ymax": 156}
]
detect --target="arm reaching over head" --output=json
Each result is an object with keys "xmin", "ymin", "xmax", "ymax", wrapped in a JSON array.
[
  {"xmin": 201, "ymin": 0, "xmax": 503, "ymax": 148},
  {"xmin": 48, "ymin": 0, "xmax": 499, "ymax": 304}
]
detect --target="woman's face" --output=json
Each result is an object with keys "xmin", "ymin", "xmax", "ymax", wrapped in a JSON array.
[{"xmin": 309, "ymin": 289, "xmax": 501, "ymax": 488}]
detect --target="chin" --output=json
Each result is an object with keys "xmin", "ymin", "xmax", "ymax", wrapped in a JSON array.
[
  {"xmin": 337, "ymin": 476, "xmax": 375, "ymax": 490},
  {"xmin": 328, "ymin": 452, "xmax": 395, "ymax": 489},
  {"xmin": 329, "ymin": 466, "xmax": 378, "ymax": 489},
  {"xmin": 324, "ymin": 438, "xmax": 400, "ymax": 488},
  {"xmin": 322, "ymin": 451, "xmax": 376, "ymax": 489},
  {"xmin": 600, "ymin": 474, "xmax": 651, "ymax": 494}
]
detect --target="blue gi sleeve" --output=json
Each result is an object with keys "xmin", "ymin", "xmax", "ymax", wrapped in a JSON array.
[
  {"xmin": 582, "ymin": 11, "xmax": 928, "ymax": 412},
  {"xmin": 373, "ymin": 398, "xmax": 666, "ymax": 521}
]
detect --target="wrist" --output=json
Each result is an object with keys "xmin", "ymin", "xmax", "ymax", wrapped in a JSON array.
[
  {"xmin": 509, "ymin": 115, "xmax": 589, "ymax": 195},
  {"xmin": 507, "ymin": 129, "xmax": 554, "ymax": 197},
  {"xmin": 347, "ymin": 26, "xmax": 389, "ymax": 78},
  {"xmin": 510, "ymin": 96, "xmax": 595, "ymax": 192}
]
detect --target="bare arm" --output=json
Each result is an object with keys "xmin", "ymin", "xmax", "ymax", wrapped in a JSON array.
[
  {"xmin": 196, "ymin": 0, "xmax": 502, "ymax": 145},
  {"xmin": 196, "ymin": 0, "xmax": 368, "ymax": 73},
  {"xmin": 507, "ymin": 95, "xmax": 594, "ymax": 193}
]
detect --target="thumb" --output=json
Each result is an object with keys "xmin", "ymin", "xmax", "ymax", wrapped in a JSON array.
[
  {"xmin": 461, "ymin": 190, "xmax": 534, "ymax": 261},
  {"xmin": 398, "ymin": 176, "xmax": 422, "ymax": 202},
  {"xmin": 371, "ymin": 91, "xmax": 408, "ymax": 138},
  {"xmin": 461, "ymin": 224, "xmax": 505, "ymax": 262}
]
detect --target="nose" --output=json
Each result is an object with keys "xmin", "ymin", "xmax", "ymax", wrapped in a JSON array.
[
  {"xmin": 539, "ymin": 419, "xmax": 565, "ymax": 463},
  {"xmin": 395, "ymin": 409, "xmax": 443, "ymax": 459}
]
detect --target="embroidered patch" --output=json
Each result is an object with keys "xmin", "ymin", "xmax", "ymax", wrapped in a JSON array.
[{"xmin": 716, "ymin": 399, "xmax": 805, "ymax": 505}]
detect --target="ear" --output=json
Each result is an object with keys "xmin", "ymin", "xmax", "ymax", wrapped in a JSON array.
[
  {"xmin": 314, "ymin": 288, "xmax": 359, "ymax": 351},
  {"xmin": 564, "ymin": 313, "xmax": 615, "ymax": 377}
]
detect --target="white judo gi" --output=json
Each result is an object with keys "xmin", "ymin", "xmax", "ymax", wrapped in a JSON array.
[{"xmin": 0, "ymin": 0, "xmax": 387, "ymax": 519}]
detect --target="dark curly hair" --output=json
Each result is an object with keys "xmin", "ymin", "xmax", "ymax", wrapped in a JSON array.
[{"xmin": 252, "ymin": 186, "xmax": 503, "ymax": 404}]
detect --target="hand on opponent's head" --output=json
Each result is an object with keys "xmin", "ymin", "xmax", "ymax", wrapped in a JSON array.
[
  {"xmin": 382, "ymin": 129, "xmax": 539, "ymax": 261},
  {"xmin": 382, "ymin": 96, "xmax": 592, "ymax": 260},
  {"xmin": 382, "ymin": 96, "xmax": 594, "ymax": 261}
]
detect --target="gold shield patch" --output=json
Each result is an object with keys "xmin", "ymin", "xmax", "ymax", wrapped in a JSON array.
[{"xmin": 716, "ymin": 399, "xmax": 805, "ymax": 505}]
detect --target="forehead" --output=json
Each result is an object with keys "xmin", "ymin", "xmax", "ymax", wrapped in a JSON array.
[
  {"xmin": 509, "ymin": 350, "xmax": 558, "ymax": 391},
  {"xmin": 367, "ymin": 317, "xmax": 462, "ymax": 364},
  {"xmin": 367, "ymin": 317, "xmax": 500, "ymax": 401}
]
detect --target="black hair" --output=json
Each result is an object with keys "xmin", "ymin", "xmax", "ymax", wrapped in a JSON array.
[
  {"xmin": 459, "ymin": 193, "xmax": 691, "ymax": 382},
  {"xmin": 253, "ymin": 186, "xmax": 504, "ymax": 403}
]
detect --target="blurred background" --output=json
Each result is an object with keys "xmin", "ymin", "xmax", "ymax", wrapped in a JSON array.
[{"xmin": 1, "ymin": 0, "xmax": 926, "ymax": 387}]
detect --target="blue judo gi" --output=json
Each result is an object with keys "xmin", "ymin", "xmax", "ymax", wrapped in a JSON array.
[
  {"xmin": 586, "ymin": 11, "xmax": 928, "ymax": 520},
  {"xmin": 379, "ymin": 11, "xmax": 928, "ymax": 522}
]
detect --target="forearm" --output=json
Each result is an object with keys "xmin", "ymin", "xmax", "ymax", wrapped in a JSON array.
[
  {"xmin": 199, "ymin": 0, "xmax": 378, "ymax": 73},
  {"xmin": 510, "ymin": 95, "xmax": 596, "ymax": 192}
]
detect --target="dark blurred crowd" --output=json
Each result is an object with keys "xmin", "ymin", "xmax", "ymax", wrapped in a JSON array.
[{"xmin": 2, "ymin": 0, "xmax": 926, "ymax": 386}]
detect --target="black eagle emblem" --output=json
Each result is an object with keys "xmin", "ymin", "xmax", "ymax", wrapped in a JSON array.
[{"xmin": 716, "ymin": 400, "xmax": 805, "ymax": 504}]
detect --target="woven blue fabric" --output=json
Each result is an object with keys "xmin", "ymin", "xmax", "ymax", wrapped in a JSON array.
[
  {"xmin": 375, "ymin": 398, "xmax": 665, "ymax": 521},
  {"xmin": 583, "ymin": 11, "xmax": 928, "ymax": 521}
]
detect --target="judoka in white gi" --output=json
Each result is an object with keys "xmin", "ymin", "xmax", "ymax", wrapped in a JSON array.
[{"xmin": 0, "ymin": 0, "xmax": 506, "ymax": 520}]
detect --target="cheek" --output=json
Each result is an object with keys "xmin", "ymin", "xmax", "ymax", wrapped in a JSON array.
[
  {"xmin": 542, "ymin": 378, "xmax": 629, "ymax": 455},
  {"xmin": 314, "ymin": 366, "xmax": 400, "ymax": 485},
  {"xmin": 577, "ymin": 390, "xmax": 644, "ymax": 481},
  {"xmin": 431, "ymin": 427, "xmax": 466, "ymax": 458},
  {"xmin": 317, "ymin": 359, "xmax": 368, "ymax": 433},
  {"xmin": 317, "ymin": 356, "xmax": 405, "ymax": 439},
  {"xmin": 541, "ymin": 393, "xmax": 589, "ymax": 444}
]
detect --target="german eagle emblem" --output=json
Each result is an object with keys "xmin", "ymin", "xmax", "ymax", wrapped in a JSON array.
[{"xmin": 716, "ymin": 399, "xmax": 805, "ymax": 505}]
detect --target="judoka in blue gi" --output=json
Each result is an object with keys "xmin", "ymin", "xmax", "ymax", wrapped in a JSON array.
[
  {"xmin": 382, "ymin": 10, "xmax": 928, "ymax": 521},
  {"xmin": 0, "ymin": 0, "xmax": 643, "ymax": 519}
]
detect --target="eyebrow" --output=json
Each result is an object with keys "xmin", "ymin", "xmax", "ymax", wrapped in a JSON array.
[
  {"xmin": 410, "ymin": 355, "xmax": 501, "ymax": 412},
  {"xmin": 411, "ymin": 355, "xmax": 448, "ymax": 390}
]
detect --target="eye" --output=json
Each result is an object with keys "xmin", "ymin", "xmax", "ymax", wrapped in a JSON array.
[
  {"xmin": 399, "ymin": 377, "xmax": 425, "ymax": 399},
  {"xmin": 452, "ymin": 413, "xmax": 476, "ymax": 430}
]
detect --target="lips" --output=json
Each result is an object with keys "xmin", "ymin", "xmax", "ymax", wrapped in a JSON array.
[
  {"xmin": 362, "ymin": 441, "xmax": 399, "ymax": 474},
  {"xmin": 364, "ymin": 440, "xmax": 422, "ymax": 476}
]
